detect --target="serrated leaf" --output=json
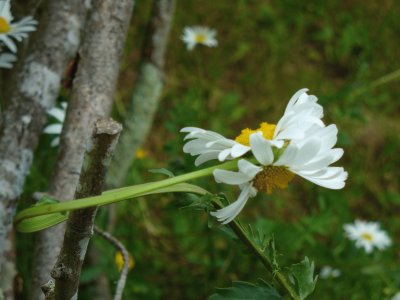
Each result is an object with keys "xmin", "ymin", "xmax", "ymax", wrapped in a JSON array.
[
  {"xmin": 209, "ymin": 279, "xmax": 282, "ymax": 300},
  {"xmin": 148, "ymin": 168, "xmax": 175, "ymax": 178},
  {"xmin": 289, "ymin": 257, "xmax": 318, "ymax": 300},
  {"xmin": 266, "ymin": 236, "xmax": 280, "ymax": 275}
]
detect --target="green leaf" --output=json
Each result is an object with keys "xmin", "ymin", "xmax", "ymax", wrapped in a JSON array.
[
  {"xmin": 209, "ymin": 279, "xmax": 282, "ymax": 300},
  {"xmin": 33, "ymin": 195, "xmax": 60, "ymax": 206},
  {"xmin": 16, "ymin": 213, "xmax": 68, "ymax": 233},
  {"xmin": 16, "ymin": 183, "xmax": 209, "ymax": 233},
  {"xmin": 288, "ymin": 257, "xmax": 318, "ymax": 300},
  {"xmin": 265, "ymin": 236, "xmax": 280, "ymax": 275},
  {"xmin": 148, "ymin": 168, "xmax": 175, "ymax": 178}
]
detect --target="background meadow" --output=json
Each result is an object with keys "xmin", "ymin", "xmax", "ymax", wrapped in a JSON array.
[{"xmin": 17, "ymin": 0, "xmax": 400, "ymax": 299}]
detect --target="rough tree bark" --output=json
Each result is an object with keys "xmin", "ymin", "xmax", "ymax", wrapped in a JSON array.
[
  {"xmin": 106, "ymin": 0, "xmax": 176, "ymax": 188},
  {"xmin": 29, "ymin": 0, "xmax": 134, "ymax": 298},
  {"xmin": 0, "ymin": 1, "xmax": 88, "ymax": 298},
  {"xmin": 47, "ymin": 118, "xmax": 122, "ymax": 300}
]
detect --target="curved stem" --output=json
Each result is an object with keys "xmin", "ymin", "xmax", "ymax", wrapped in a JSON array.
[
  {"xmin": 211, "ymin": 200, "xmax": 301, "ymax": 300},
  {"xmin": 15, "ymin": 160, "xmax": 238, "ymax": 224}
]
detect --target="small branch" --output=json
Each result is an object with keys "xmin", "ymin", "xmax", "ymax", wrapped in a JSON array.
[
  {"xmin": 107, "ymin": 0, "xmax": 176, "ymax": 188},
  {"xmin": 49, "ymin": 119, "xmax": 122, "ymax": 300},
  {"xmin": 94, "ymin": 226, "xmax": 130, "ymax": 300},
  {"xmin": 211, "ymin": 200, "xmax": 301, "ymax": 300}
]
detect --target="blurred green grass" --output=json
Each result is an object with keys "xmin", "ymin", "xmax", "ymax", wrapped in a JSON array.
[{"xmin": 20, "ymin": 0, "xmax": 400, "ymax": 299}]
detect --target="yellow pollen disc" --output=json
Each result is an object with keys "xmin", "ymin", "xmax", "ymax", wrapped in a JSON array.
[
  {"xmin": 195, "ymin": 34, "xmax": 206, "ymax": 43},
  {"xmin": 361, "ymin": 233, "xmax": 373, "ymax": 242},
  {"xmin": 253, "ymin": 166, "xmax": 295, "ymax": 194},
  {"xmin": 235, "ymin": 122, "xmax": 276, "ymax": 146},
  {"xmin": 0, "ymin": 17, "xmax": 11, "ymax": 33}
]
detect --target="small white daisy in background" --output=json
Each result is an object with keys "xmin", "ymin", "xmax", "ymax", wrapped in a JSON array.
[
  {"xmin": 391, "ymin": 292, "xmax": 400, "ymax": 300},
  {"xmin": 343, "ymin": 220, "xmax": 391, "ymax": 254},
  {"xmin": 43, "ymin": 102, "xmax": 67, "ymax": 147},
  {"xmin": 0, "ymin": 52, "xmax": 16, "ymax": 68},
  {"xmin": 0, "ymin": 0, "xmax": 38, "ymax": 52},
  {"xmin": 182, "ymin": 88, "xmax": 347, "ymax": 224},
  {"xmin": 319, "ymin": 266, "xmax": 341, "ymax": 279},
  {"xmin": 181, "ymin": 26, "xmax": 217, "ymax": 51}
]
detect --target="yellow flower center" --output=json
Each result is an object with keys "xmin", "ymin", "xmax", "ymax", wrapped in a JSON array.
[
  {"xmin": 361, "ymin": 233, "xmax": 373, "ymax": 242},
  {"xmin": 235, "ymin": 122, "xmax": 276, "ymax": 146},
  {"xmin": 0, "ymin": 17, "xmax": 11, "ymax": 33},
  {"xmin": 195, "ymin": 34, "xmax": 207, "ymax": 43},
  {"xmin": 253, "ymin": 166, "xmax": 295, "ymax": 194}
]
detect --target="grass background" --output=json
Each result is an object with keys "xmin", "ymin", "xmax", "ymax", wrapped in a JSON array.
[{"xmin": 18, "ymin": 0, "xmax": 400, "ymax": 299}]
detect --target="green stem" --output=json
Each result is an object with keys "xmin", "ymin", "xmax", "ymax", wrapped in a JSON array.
[
  {"xmin": 211, "ymin": 200, "xmax": 301, "ymax": 300},
  {"xmin": 15, "ymin": 160, "xmax": 238, "ymax": 224}
]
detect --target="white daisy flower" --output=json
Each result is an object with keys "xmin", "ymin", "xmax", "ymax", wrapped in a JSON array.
[
  {"xmin": 211, "ymin": 127, "xmax": 347, "ymax": 223},
  {"xmin": 43, "ymin": 102, "xmax": 67, "ymax": 147},
  {"xmin": 319, "ymin": 266, "xmax": 341, "ymax": 279},
  {"xmin": 343, "ymin": 220, "xmax": 391, "ymax": 254},
  {"xmin": 181, "ymin": 89, "xmax": 347, "ymax": 224},
  {"xmin": 0, "ymin": 52, "xmax": 16, "ymax": 68},
  {"xmin": 0, "ymin": 0, "xmax": 38, "ymax": 52},
  {"xmin": 181, "ymin": 88, "xmax": 323, "ymax": 167},
  {"xmin": 181, "ymin": 26, "xmax": 217, "ymax": 51}
]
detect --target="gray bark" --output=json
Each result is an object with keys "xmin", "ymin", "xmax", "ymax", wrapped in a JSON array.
[
  {"xmin": 50, "ymin": 119, "xmax": 122, "ymax": 300},
  {"xmin": 106, "ymin": 0, "xmax": 176, "ymax": 188},
  {"xmin": 30, "ymin": 0, "xmax": 134, "ymax": 298},
  {"xmin": 0, "ymin": 1, "xmax": 87, "ymax": 299}
]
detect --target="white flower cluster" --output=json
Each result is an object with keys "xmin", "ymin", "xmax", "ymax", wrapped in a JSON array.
[
  {"xmin": 182, "ymin": 88, "xmax": 348, "ymax": 224},
  {"xmin": 0, "ymin": 0, "xmax": 37, "ymax": 69}
]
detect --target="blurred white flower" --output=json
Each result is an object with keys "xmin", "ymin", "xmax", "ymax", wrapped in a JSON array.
[
  {"xmin": 182, "ymin": 89, "xmax": 347, "ymax": 224},
  {"xmin": 392, "ymin": 292, "xmax": 400, "ymax": 300},
  {"xmin": 0, "ymin": 52, "xmax": 16, "ymax": 68},
  {"xmin": 181, "ymin": 26, "xmax": 217, "ymax": 51},
  {"xmin": 43, "ymin": 102, "xmax": 67, "ymax": 147},
  {"xmin": 344, "ymin": 220, "xmax": 391, "ymax": 253},
  {"xmin": 319, "ymin": 266, "xmax": 341, "ymax": 279},
  {"xmin": 0, "ymin": 0, "xmax": 38, "ymax": 52}
]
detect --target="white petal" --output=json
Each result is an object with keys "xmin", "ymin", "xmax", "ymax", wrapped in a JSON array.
[
  {"xmin": 47, "ymin": 107, "xmax": 65, "ymax": 122},
  {"xmin": 218, "ymin": 148, "xmax": 232, "ymax": 161},
  {"xmin": 194, "ymin": 152, "xmax": 219, "ymax": 166},
  {"xmin": 43, "ymin": 124, "xmax": 63, "ymax": 134},
  {"xmin": 210, "ymin": 184, "xmax": 254, "ymax": 224},
  {"xmin": 50, "ymin": 137, "xmax": 60, "ymax": 147},
  {"xmin": 291, "ymin": 139, "xmax": 321, "ymax": 167},
  {"xmin": 213, "ymin": 169, "xmax": 252, "ymax": 185},
  {"xmin": 231, "ymin": 143, "xmax": 251, "ymax": 157},
  {"xmin": 274, "ymin": 144, "xmax": 298, "ymax": 166},
  {"xmin": 237, "ymin": 159, "xmax": 262, "ymax": 178},
  {"xmin": 250, "ymin": 132, "xmax": 273, "ymax": 165},
  {"xmin": 285, "ymin": 88, "xmax": 309, "ymax": 113}
]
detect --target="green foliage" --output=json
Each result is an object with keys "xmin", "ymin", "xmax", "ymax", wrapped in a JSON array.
[
  {"xmin": 289, "ymin": 257, "xmax": 318, "ymax": 300},
  {"xmin": 209, "ymin": 280, "xmax": 282, "ymax": 300},
  {"xmin": 16, "ymin": 0, "xmax": 400, "ymax": 299},
  {"xmin": 148, "ymin": 168, "xmax": 175, "ymax": 178}
]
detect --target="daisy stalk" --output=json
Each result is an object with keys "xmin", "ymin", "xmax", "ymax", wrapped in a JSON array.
[
  {"xmin": 16, "ymin": 159, "xmax": 302, "ymax": 299},
  {"xmin": 14, "ymin": 160, "xmax": 239, "ymax": 229}
]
